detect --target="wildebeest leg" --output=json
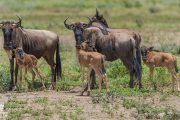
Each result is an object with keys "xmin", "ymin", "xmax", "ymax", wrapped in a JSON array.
[
  {"xmin": 121, "ymin": 58, "xmax": 135, "ymax": 88},
  {"xmin": 87, "ymin": 68, "xmax": 92, "ymax": 96},
  {"xmin": 34, "ymin": 67, "xmax": 46, "ymax": 89},
  {"xmin": 94, "ymin": 68, "xmax": 103, "ymax": 94},
  {"xmin": 29, "ymin": 68, "xmax": 36, "ymax": 89},
  {"xmin": 135, "ymin": 57, "xmax": 142, "ymax": 89},
  {"xmin": 44, "ymin": 56, "xmax": 56, "ymax": 90},
  {"xmin": 103, "ymin": 74, "xmax": 110, "ymax": 93},
  {"xmin": 90, "ymin": 69, "xmax": 96, "ymax": 89},
  {"xmin": 173, "ymin": 73, "xmax": 180, "ymax": 91},
  {"xmin": 169, "ymin": 69, "xmax": 178, "ymax": 92},
  {"xmin": 24, "ymin": 67, "xmax": 28, "ymax": 82},
  {"xmin": 9, "ymin": 58, "xmax": 16, "ymax": 91},
  {"xmin": 81, "ymin": 66, "xmax": 85, "ymax": 85},
  {"xmin": 19, "ymin": 66, "xmax": 23, "ymax": 82},
  {"xmin": 14, "ymin": 63, "xmax": 19, "ymax": 90},
  {"xmin": 82, "ymin": 69, "xmax": 96, "ymax": 94},
  {"xmin": 149, "ymin": 68, "xmax": 156, "ymax": 90}
]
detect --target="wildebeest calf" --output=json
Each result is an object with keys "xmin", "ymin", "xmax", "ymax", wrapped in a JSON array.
[
  {"xmin": 77, "ymin": 41, "xmax": 110, "ymax": 95},
  {"xmin": 141, "ymin": 46, "xmax": 179, "ymax": 91},
  {"xmin": 14, "ymin": 47, "xmax": 45, "ymax": 89}
]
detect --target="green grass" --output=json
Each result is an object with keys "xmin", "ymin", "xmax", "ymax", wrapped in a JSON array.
[
  {"xmin": 123, "ymin": 99, "xmax": 180, "ymax": 119},
  {"xmin": 0, "ymin": 1, "xmax": 180, "ymax": 118}
]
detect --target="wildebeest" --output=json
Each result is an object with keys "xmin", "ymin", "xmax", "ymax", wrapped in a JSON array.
[
  {"xmin": 84, "ymin": 27, "xmax": 142, "ymax": 88},
  {"xmin": 77, "ymin": 41, "xmax": 109, "ymax": 95},
  {"xmin": 0, "ymin": 16, "xmax": 62, "ymax": 90},
  {"xmin": 141, "ymin": 46, "xmax": 180, "ymax": 91},
  {"xmin": 64, "ymin": 9, "xmax": 142, "ymax": 88},
  {"xmin": 89, "ymin": 8, "xmax": 142, "ymax": 60},
  {"xmin": 14, "ymin": 47, "xmax": 45, "ymax": 89}
]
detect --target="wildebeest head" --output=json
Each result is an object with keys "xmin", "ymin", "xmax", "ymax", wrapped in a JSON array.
[
  {"xmin": 64, "ymin": 17, "xmax": 91, "ymax": 47},
  {"xmin": 0, "ymin": 16, "xmax": 22, "ymax": 49},
  {"xmin": 90, "ymin": 8, "xmax": 109, "ymax": 28},
  {"xmin": 14, "ymin": 47, "xmax": 25, "ymax": 59},
  {"xmin": 141, "ymin": 46, "xmax": 154, "ymax": 61},
  {"xmin": 80, "ymin": 41, "xmax": 91, "ymax": 51}
]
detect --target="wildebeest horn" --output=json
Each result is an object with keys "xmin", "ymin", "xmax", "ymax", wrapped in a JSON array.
[
  {"xmin": 16, "ymin": 15, "xmax": 22, "ymax": 24},
  {"xmin": 64, "ymin": 17, "xmax": 74, "ymax": 30},
  {"xmin": 82, "ymin": 17, "xmax": 92, "ymax": 29},
  {"xmin": 96, "ymin": 8, "xmax": 99, "ymax": 17}
]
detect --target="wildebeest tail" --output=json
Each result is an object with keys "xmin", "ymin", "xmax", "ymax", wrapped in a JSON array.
[
  {"xmin": 131, "ymin": 38, "xmax": 141, "ymax": 79},
  {"xmin": 136, "ymin": 47, "xmax": 142, "ymax": 69},
  {"xmin": 134, "ymin": 33, "xmax": 142, "ymax": 70},
  {"xmin": 56, "ymin": 40, "xmax": 62, "ymax": 78},
  {"xmin": 175, "ymin": 59, "xmax": 179, "ymax": 73}
]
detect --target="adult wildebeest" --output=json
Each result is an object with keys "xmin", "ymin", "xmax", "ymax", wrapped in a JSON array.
[
  {"xmin": 84, "ymin": 27, "xmax": 142, "ymax": 88},
  {"xmin": 64, "ymin": 9, "xmax": 142, "ymax": 88},
  {"xmin": 90, "ymin": 8, "xmax": 142, "ymax": 63},
  {"xmin": 0, "ymin": 16, "xmax": 62, "ymax": 90}
]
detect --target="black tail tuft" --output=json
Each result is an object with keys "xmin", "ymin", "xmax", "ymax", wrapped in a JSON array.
[
  {"xmin": 56, "ymin": 41, "xmax": 62, "ymax": 78},
  {"xmin": 175, "ymin": 62, "xmax": 179, "ymax": 73},
  {"xmin": 136, "ymin": 47, "xmax": 142, "ymax": 69}
]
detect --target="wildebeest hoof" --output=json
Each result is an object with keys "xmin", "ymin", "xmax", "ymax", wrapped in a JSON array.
[
  {"xmin": 12, "ymin": 86, "xmax": 17, "ymax": 91},
  {"xmin": 87, "ymin": 91, "xmax": 90, "ymax": 96},
  {"xmin": 48, "ymin": 85, "xmax": 55, "ymax": 90}
]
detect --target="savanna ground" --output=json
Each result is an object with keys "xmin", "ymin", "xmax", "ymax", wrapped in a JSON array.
[{"xmin": 1, "ymin": 0, "xmax": 180, "ymax": 120}]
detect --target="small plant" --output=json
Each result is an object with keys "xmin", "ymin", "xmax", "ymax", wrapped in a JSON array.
[
  {"xmin": 59, "ymin": 112, "xmax": 68, "ymax": 120},
  {"xmin": 33, "ymin": 97, "xmax": 48, "ymax": 105},
  {"xmin": 4, "ymin": 98, "xmax": 27, "ymax": 110},
  {"xmin": 123, "ymin": 99, "xmax": 180, "ymax": 119}
]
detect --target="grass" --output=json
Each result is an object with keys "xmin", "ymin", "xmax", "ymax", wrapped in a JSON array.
[
  {"xmin": 0, "ymin": 0, "xmax": 180, "ymax": 119},
  {"xmin": 123, "ymin": 98, "xmax": 180, "ymax": 119},
  {"xmin": 4, "ymin": 95, "xmax": 85, "ymax": 120}
]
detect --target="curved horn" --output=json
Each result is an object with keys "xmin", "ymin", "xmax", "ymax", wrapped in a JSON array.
[
  {"xmin": 96, "ymin": 8, "xmax": 99, "ymax": 17},
  {"xmin": 16, "ymin": 15, "xmax": 22, "ymax": 24},
  {"xmin": 87, "ymin": 17, "xmax": 93, "ymax": 26},
  {"xmin": 82, "ymin": 17, "xmax": 92, "ymax": 29},
  {"xmin": 64, "ymin": 17, "xmax": 74, "ymax": 30}
]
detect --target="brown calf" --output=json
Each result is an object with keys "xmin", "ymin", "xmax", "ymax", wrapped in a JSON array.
[
  {"xmin": 14, "ymin": 48, "xmax": 45, "ymax": 89},
  {"xmin": 141, "ymin": 46, "xmax": 179, "ymax": 91},
  {"xmin": 77, "ymin": 42, "xmax": 110, "ymax": 95}
]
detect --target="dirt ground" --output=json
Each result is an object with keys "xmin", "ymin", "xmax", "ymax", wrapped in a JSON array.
[
  {"xmin": 0, "ymin": 88, "xmax": 136, "ymax": 120},
  {"xmin": 0, "ymin": 87, "xmax": 180, "ymax": 120}
]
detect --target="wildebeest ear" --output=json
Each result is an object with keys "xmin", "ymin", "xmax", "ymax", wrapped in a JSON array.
[
  {"xmin": 149, "ymin": 46, "xmax": 154, "ymax": 51},
  {"xmin": 12, "ymin": 23, "xmax": 19, "ymax": 29}
]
